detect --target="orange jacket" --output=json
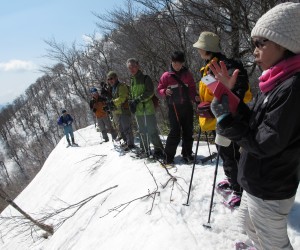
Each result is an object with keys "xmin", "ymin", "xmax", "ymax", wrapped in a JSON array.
[{"xmin": 90, "ymin": 96, "xmax": 108, "ymax": 118}]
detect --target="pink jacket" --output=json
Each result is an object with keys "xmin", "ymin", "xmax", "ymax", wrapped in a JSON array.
[{"xmin": 157, "ymin": 67, "xmax": 196, "ymax": 105}]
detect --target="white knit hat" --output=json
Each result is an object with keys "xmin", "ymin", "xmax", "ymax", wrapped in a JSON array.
[{"xmin": 251, "ymin": 2, "xmax": 300, "ymax": 54}]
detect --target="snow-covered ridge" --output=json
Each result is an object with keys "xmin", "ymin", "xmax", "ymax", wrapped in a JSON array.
[{"xmin": 1, "ymin": 125, "xmax": 299, "ymax": 250}]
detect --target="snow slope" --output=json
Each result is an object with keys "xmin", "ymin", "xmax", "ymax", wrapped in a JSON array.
[{"xmin": 0, "ymin": 125, "xmax": 299, "ymax": 250}]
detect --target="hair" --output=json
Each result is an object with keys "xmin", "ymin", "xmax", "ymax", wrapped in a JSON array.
[
  {"xmin": 171, "ymin": 51, "xmax": 185, "ymax": 63},
  {"xmin": 283, "ymin": 50, "xmax": 296, "ymax": 59},
  {"xmin": 204, "ymin": 51, "xmax": 223, "ymax": 62},
  {"xmin": 126, "ymin": 58, "xmax": 139, "ymax": 66}
]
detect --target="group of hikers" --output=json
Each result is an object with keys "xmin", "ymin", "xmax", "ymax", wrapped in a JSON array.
[{"xmin": 57, "ymin": 3, "xmax": 300, "ymax": 250}]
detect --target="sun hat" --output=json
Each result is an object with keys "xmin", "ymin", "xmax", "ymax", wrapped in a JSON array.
[{"xmin": 193, "ymin": 31, "xmax": 221, "ymax": 53}]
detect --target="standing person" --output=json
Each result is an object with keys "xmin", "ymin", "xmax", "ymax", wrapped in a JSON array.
[
  {"xmin": 157, "ymin": 51, "xmax": 196, "ymax": 164},
  {"xmin": 106, "ymin": 71, "xmax": 135, "ymax": 151},
  {"xmin": 193, "ymin": 31, "xmax": 251, "ymax": 207},
  {"xmin": 210, "ymin": 2, "xmax": 300, "ymax": 249},
  {"xmin": 89, "ymin": 87, "xmax": 117, "ymax": 142},
  {"xmin": 126, "ymin": 58, "xmax": 164, "ymax": 158},
  {"xmin": 57, "ymin": 109, "xmax": 77, "ymax": 147}
]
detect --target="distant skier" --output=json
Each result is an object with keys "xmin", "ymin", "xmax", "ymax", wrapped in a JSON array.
[{"xmin": 57, "ymin": 109, "xmax": 77, "ymax": 147}]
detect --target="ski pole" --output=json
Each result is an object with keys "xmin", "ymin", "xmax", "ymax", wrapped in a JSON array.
[
  {"xmin": 205, "ymin": 131, "xmax": 213, "ymax": 163},
  {"xmin": 143, "ymin": 103, "xmax": 151, "ymax": 157},
  {"xmin": 203, "ymin": 145, "xmax": 220, "ymax": 229},
  {"xmin": 134, "ymin": 114, "xmax": 147, "ymax": 154},
  {"xmin": 183, "ymin": 128, "xmax": 201, "ymax": 206},
  {"xmin": 73, "ymin": 116, "xmax": 87, "ymax": 143}
]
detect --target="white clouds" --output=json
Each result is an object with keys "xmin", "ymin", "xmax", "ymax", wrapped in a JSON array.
[{"xmin": 0, "ymin": 59, "xmax": 37, "ymax": 72}]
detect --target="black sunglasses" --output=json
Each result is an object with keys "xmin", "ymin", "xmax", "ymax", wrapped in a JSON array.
[{"xmin": 252, "ymin": 38, "xmax": 269, "ymax": 48}]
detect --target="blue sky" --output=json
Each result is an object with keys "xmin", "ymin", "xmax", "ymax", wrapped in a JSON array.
[{"xmin": 0, "ymin": 0, "xmax": 122, "ymax": 105}]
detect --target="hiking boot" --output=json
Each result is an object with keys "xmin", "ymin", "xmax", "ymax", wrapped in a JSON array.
[
  {"xmin": 138, "ymin": 151, "xmax": 150, "ymax": 159},
  {"xmin": 182, "ymin": 154, "xmax": 194, "ymax": 164},
  {"xmin": 115, "ymin": 136, "xmax": 123, "ymax": 142},
  {"xmin": 152, "ymin": 150, "xmax": 164, "ymax": 159},
  {"xmin": 104, "ymin": 138, "xmax": 109, "ymax": 142},
  {"xmin": 123, "ymin": 144, "xmax": 135, "ymax": 152}
]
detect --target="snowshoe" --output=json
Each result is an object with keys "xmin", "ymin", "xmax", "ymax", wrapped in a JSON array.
[
  {"xmin": 223, "ymin": 193, "xmax": 241, "ymax": 209},
  {"xmin": 160, "ymin": 159, "xmax": 175, "ymax": 169},
  {"xmin": 235, "ymin": 241, "xmax": 256, "ymax": 250},
  {"xmin": 200, "ymin": 152, "xmax": 217, "ymax": 164},
  {"xmin": 216, "ymin": 179, "xmax": 233, "ymax": 197}
]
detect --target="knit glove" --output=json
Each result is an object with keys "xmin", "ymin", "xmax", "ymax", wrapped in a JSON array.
[{"xmin": 211, "ymin": 95, "xmax": 230, "ymax": 123}]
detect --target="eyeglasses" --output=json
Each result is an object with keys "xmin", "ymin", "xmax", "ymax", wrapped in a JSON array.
[{"xmin": 252, "ymin": 38, "xmax": 269, "ymax": 48}]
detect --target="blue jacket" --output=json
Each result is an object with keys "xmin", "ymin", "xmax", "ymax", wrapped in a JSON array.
[{"xmin": 57, "ymin": 114, "xmax": 74, "ymax": 135}]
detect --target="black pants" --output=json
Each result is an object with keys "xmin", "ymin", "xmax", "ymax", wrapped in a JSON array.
[
  {"xmin": 164, "ymin": 103, "xmax": 194, "ymax": 161},
  {"xmin": 212, "ymin": 131, "xmax": 242, "ymax": 193}
]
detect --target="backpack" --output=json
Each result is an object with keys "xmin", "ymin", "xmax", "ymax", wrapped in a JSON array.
[{"xmin": 144, "ymin": 75, "xmax": 160, "ymax": 109}]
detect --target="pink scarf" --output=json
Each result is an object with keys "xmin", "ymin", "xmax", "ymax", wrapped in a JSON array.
[{"xmin": 259, "ymin": 54, "xmax": 300, "ymax": 93}]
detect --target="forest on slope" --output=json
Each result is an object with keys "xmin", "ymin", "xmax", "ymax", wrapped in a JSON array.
[{"xmin": 0, "ymin": 0, "xmax": 280, "ymax": 212}]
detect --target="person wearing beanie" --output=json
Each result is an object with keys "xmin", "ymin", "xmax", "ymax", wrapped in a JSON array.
[
  {"xmin": 209, "ymin": 2, "xmax": 300, "ymax": 249},
  {"xmin": 89, "ymin": 86, "xmax": 117, "ymax": 142},
  {"xmin": 193, "ymin": 31, "xmax": 252, "ymax": 208},
  {"xmin": 157, "ymin": 51, "xmax": 197, "ymax": 164},
  {"xmin": 106, "ymin": 71, "xmax": 135, "ymax": 151},
  {"xmin": 57, "ymin": 109, "xmax": 77, "ymax": 147}
]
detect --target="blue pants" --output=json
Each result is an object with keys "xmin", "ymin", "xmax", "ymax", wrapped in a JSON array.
[{"xmin": 63, "ymin": 125, "xmax": 74, "ymax": 140}]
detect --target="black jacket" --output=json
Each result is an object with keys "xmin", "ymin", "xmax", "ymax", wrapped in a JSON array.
[{"xmin": 218, "ymin": 73, "xmax": 300, "ymax": 200}]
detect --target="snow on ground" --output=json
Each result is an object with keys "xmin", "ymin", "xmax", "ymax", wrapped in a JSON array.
[{"xmin": 0, "ymin": 125, "xmax": 299, "ymax": 250}]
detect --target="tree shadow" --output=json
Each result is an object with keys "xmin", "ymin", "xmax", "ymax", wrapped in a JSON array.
[{"xmin": 288, "ymin": 201, "xmax": 300, "ymax": 232}]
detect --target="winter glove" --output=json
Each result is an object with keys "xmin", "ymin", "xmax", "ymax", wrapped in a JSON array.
[
  {"xmin": 103, "ymin": 106, "xmax": 109, "ymax": 112},
  {"xmin": 211, "ymin": 95, "xmax": 230, "ymax": 123},
  {"xmin": 106, "ymin": 100, "xmax": 116, "ymax": 111},
  {"xmin": 211, "ymin": 95, "xmax": 231, "ymax": 147},
  {"xmin": 129, "ymin": 99, "xmax": 140, "ymax": 114}
]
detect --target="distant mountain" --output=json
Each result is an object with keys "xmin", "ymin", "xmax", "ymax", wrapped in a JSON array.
[{"xmin": 0, "ymin": 103, "xmax": 7, "ymax": 110}]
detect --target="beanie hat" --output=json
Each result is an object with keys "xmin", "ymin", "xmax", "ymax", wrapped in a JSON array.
[
  {"xmin": 193, "ymin": 31, "xmax": 221, "ymax": 53},
  {"xmin": 62, "ymin": 109, "xmax": 67, "ymax": 114},
  {"xmin": 107, "ymin": 71, "xmax": 117, "ymax": 78},
  {"xmin": 90, "ymin": 87, "xmax": 98, "ymax": 93},
  {"xmin": 251, "ymin": 2, "xmax": 300, "ymax": 54}
]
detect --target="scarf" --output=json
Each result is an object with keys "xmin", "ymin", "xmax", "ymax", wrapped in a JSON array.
[{"xmin": 259, "ymin": 54, "xmax": 300, "ymax": 93}]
